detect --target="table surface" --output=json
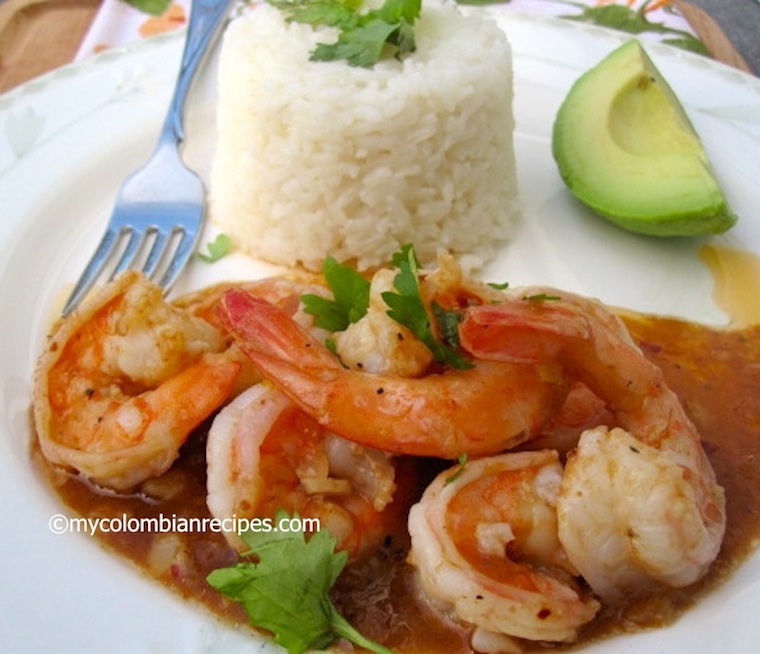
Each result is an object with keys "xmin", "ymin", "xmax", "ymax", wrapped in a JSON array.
[
  {"xmin": 686, "ymin": 0, "xmax": 759, "ymax": 75},
  {"xmin": 0, "ymin": 0, "xmax": 101, "ymax": 94},
  {"xmin": 0, "ymin": 0, "xmax": 757, "ymax": 96}
]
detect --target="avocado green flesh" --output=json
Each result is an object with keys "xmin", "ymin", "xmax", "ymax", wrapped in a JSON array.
[{"xmin": 552, "ymin": 39, "xmax": 737, "ymax": 236}]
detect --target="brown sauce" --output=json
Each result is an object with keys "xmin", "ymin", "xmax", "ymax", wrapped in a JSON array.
[{"xmin": 35, "ymin": 314, "xmax": 760, "ymax": 653}]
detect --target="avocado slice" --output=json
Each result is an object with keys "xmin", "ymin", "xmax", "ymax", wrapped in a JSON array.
[{"xmin": 552, "ymin": 39, "xmax": 737, "ymax": 236}]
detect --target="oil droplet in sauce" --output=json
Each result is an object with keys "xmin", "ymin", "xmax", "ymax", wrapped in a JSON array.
[{"xmin": 699, "ymin": 244, "xmax": 760, "ymax": 327}]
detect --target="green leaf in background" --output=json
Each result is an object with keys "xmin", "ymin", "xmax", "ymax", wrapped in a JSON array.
[
  {"xmin": 123, "ymin": 0, "xmax": 172, "ymax": 18},
  {"xmin": 662, "ymin": 36, "xmax": 710, "ymax": 57},
  {"xmin": 453, "ymin": 0, "xmax": 710, "ymax": 58},
  {"xmin": 560, "ymin": 1, "xmax": 709, "ymax": 57}
]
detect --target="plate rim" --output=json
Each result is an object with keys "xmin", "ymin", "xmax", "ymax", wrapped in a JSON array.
[{"xmin": 2, "ymin": 6, "xmax": 759, "ymax": 653}]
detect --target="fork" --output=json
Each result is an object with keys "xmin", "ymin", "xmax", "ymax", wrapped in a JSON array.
[{"xmin": 61, "ymin": 0, "xmax": 236, "ymax": 317}]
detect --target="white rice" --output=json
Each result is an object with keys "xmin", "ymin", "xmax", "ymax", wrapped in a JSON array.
[{"xmin": 209, "ymin": 0, "xmax": 518, "ymax": 271}]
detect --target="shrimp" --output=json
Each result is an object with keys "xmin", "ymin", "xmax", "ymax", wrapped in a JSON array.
[
  {"xmin": 217, "ymin": 288, "xmax": 568, "ymax": 459},
  {"xmin": 407, "ymin": 450, "xmax": 600, "ymax": 646},
  {"xmin": 206, "ymin": 382, "xmax": 399, "ymax": 557},
  {"xmin": 558, "ymin": 425, "xmax": 724, "ymax": 602},
  {"xmin": 33, "ymin": 271, "xmax": 240, "ymax": 491},
  {"xmin": 458, "ymin": 288, "xmax": 726, "ymax": 601}
]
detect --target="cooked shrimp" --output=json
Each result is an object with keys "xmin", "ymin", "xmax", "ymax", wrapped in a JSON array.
[
  {"xmin": 33, "ymin": 271, "xmax": 240, "ymax": 490},
  {"xmin": 217, "ymin": 289, "xmax": 568, "ymax": 459},
  {"xmin": 206, "ymin": 382, "xmax": 398, "ymax": 557},
  {"xmin": 558, "ymin": 425, "xmax": 723, "ymax": 602},
  {"xmin": 459, "ymin": 289, "xmax": 726, "ymax": 601},
  {"xmin": 408, "ymin": 450, "xmax": 600, "ymax": 645}
]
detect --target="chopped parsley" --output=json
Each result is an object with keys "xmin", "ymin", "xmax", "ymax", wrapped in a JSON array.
[
  {"xmin": 268, "ymin": 0, "xmax": 421, "ymax": 67},
  {"xmin": 197, "ymin": 233, "xmax": 233, "ymax": 263},
  {"xmin": 301, "ymin": 256, "xmax": 370, "ymax": 331},
  {"xmin": 445, "ymin": 453, "xmax": 469, "ymax": 484},
  {"xmin": 207, "ymin": 510, "xmax": 394, "ymax": 654},
  {"xmin": 431, "ymin": 301, "xmax": 465, "ymax": 350},
  {"xmin": 523, "ymin": 293, "xmax": 562, "ymax": 302}
]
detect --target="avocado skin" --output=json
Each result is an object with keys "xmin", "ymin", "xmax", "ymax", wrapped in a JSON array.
[
  {"xmin": 552, "ymin": 39, "xmax": 738, "ymax": 237},
  {"xmin": 589, "ymin": 205, "xmax": 737, "ymax": 238}
]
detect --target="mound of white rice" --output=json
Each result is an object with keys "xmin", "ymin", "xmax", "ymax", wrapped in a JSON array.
[{"xmin": 210, "ymin": 0, "xmax": 518, "ymax": 271}]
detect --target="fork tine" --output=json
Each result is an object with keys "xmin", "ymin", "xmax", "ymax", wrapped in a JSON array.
[
  {"xmin": 62, "ymin": 227, "xmax": 121, "ymax": 317},
  {"xmin": 110, "ymin": 227, "xmax": 146, "ymax": 279},
  {"xmin": 158, "ymin": 228, "xmax": 198, "ymax": 290},
  {"xmin": 142, "ymin": 228, "xmax": 171, "ymax": 279}
]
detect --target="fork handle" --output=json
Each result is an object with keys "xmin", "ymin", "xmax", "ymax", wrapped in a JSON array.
[{"xmin": 159, "ymin": 0, "xmax": 236, "ymax": 147}]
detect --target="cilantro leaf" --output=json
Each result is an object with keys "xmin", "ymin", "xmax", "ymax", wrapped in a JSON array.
[
  {"xmin": 431, "ymin": 302, "xmax": 465, "ymax": 350},
  {"xmin": 207, "ymin": 511, "xmax": 394, "ymax": 654},
  {"xmin": 301, "ymin": 256, "xmax": 370, "ymax": 332},
  {"xmin": 311, "ymin": 17, "xmax": 400, "ymax": 67},
  {"xmin": 269, "ymin": 0, "xmax": 359, "ymax": 28},
  {"xmin": 376, "ymin": 0, "xmax": 420, "ymax": 24},
  {"xmin": 269, "ymin": 0, "xmax": 421, "ymax": 68},
  {"xmin": 382, "ymin": 245, "xmax": 472, "ymax": 370},
  {"xmin": 197, "ymin": 233, "xmax": 233, "ymax": 263}
]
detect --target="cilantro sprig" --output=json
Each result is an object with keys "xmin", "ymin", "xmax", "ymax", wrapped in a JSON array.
[
  {"xmin": 301, "ymin": 245, "xmax": 471, "ymax": 368},
  {"xmin": 269, "ymin": 0, "xmax": 421, "ymax": 67},
  {"xmin": 301, "ymin": 256, "xmax": 370, "ymax": 331},
  {"xmin": 382, "ymin": 244, "xmax": 472, "ymax": 369},
  {"xmin": 207, "ymin": 510, "xmax": 394, "ymax": 654}
]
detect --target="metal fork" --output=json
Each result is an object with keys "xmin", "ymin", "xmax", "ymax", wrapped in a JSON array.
[{"xmin": 61, "ymin": 0, "xmax": 236, "ymax": 317}]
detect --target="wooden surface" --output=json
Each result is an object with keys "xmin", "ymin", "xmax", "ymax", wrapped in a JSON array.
[
  {"xmin": 0, "ymin": 0, "xmax": 101, "ymax": 94},
  {"xmin": 674, "ymin": 0, "xmax": 753, "ymax": 75},
  {"xmin": 0, "ymin": 0, "xmax": 753, "ymax": 96}
]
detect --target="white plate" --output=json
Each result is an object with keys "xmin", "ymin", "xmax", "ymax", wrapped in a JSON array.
[{"xmin": 2, "ymin": 8, "xmax": 759, "ymax": 653}]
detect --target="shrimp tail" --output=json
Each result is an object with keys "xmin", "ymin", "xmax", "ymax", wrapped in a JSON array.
[
  {"xmin": 217, "ymin": 288, "xmax": 350, "ymax": 437},
  {"xmin": 460, "ymin": 296, "xmax": 655, "ymax": 413},
  {"xmin": 459, "ymin": 301, "xmax": 590, "ymax": 363},
  {"xmin": 218, "ymin": 289, "xmax": 340, "ymax": 369}
]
